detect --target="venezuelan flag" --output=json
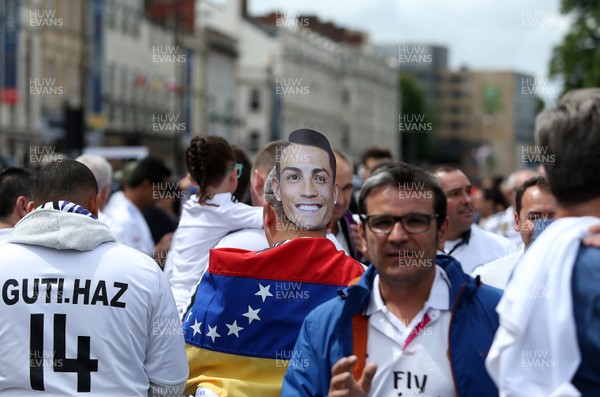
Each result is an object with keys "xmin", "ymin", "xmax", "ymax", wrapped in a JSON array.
[{"xmin": 182, "ymin": 237, "xmax": 364, "ymax": 397}]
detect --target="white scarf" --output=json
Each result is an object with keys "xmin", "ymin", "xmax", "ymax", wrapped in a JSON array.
[{"xmin": 486, "ymin": 216, "xmax": 599, "ymax": 397}]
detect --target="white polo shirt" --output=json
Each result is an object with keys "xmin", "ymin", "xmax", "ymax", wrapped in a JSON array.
[
  {"xmin": 472, "ymin": 244, "xmax": 525, "ymax": 289},
  {"xmin": 443, "ymin": 225, "xmax": 516, "ymax": 274},
  {"xmin": 103, "ymin": 192, "xmax": 154, "ymax": 257},
  {"xmin": 366, "ymin": 267, "xmax": 455, "ymax": 397}
]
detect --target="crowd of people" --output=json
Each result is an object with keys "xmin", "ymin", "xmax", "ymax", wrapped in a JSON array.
[{"xmin": 0, "ymin": 88, "xmax": 599, "ymax": 396}]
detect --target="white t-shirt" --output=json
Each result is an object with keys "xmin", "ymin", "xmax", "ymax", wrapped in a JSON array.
[
  {"xmin": 334, "ymin": 222, "xmax": 352, "ymax": 256},
  {"xmin": 472, "ymin": 244, "xmax": 524, "ymax": 289},
  {"xmin": 103, "ymin": 191, "xmax": 154, "ymax": 256},
  {"xmin": 442, "ymin": 225, "xmax": 516, "ymax": 274},
  {"xmin": 366, "ymin": 268, "xmax": 455, "ymax": 397},
  {"xmin": 164, "ymin": 193, "xmax": 263, "ymax": 313},
  {"xmin": 0, "ymin": 241, "xmax": 188, "ymax": 396}
]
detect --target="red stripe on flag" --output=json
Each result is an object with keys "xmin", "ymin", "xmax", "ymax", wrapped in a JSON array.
[{"xmin": 208, "ymin": 238, "xmax": 364, "ymax": 285}]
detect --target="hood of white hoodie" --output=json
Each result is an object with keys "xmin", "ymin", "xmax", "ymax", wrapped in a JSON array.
[{"xmin": 8, "ymin": 209, "xmax": 116, "ymax": 251}]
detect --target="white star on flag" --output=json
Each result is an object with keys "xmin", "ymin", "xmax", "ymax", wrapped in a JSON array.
[
  {"xmin": 242, "ymin": 305, "xmax": 261, "ymax": 324},
  {"xmin": 190, "ymin": 319, "xmax": 202, "ymax": 336},
  {"xmin": 206, "ymin": 325, "xmax": 221, "ymax": 343},
  {"xmin": 255, "ymin": 283, "xmax": 273, "ymax": 302},
  {"xmin": 226, "ymin": 320, "xmax": 244, "ymax": 337}
]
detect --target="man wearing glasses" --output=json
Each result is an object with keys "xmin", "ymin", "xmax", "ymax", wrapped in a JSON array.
[{"xmin": 282, "ymin": 162, "xmax": 502, "ymax": 397}]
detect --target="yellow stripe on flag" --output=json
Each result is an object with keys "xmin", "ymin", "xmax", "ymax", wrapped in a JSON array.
[{"xmin": 185, "ymin": 345, "xmax": 289, "ymax": 397}]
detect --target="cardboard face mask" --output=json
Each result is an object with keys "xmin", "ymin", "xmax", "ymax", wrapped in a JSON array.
[{"xmin": 273, "ymin": 129, "xmax": 338, "ymax": 231}]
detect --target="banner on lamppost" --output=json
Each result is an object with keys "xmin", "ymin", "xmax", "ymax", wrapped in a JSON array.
[
  {"xmin": 87, "ymin": 0, "xmax": 107, "ymax": 129},
  {"xmin": 182, "ymin": 48, "xmax": 192, "ymax": 138},
  {"xmin": 1, "ymin": 0, "xmax": 19, "ymax": 105}
]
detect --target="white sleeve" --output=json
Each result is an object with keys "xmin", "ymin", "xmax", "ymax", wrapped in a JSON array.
[
  {"xmin": 169, "ymin": 252, "xmax": 210, "ymax": 318},
  {"xmin": 145, "ymin": 268, "xmax": 189, "ymax": 387},
  {"xmin": 107, "ymin": 219, "xmax": 139, "ymax": 251},
  {"xmin": 148, "ymin": 380, "xmax": 186, "ymax": 397},
  {"xmin": 221, "ymin": 203, "xmax": 263, "ymax": 230},
  {"xmin": 175, "ymin": 254, "xmax": 209, "ymax": 319}
]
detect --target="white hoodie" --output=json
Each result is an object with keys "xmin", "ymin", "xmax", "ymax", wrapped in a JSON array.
[
  {"xmin": 0, "ymin": 207, "xmax": 187, "ymax": 396},
  {"xmin": 164, "ymin": 193, "xmax": 263, "ymax": 314}
]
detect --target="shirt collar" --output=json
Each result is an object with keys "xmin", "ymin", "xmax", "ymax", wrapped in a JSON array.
[{"xmin": 366, "ymin": 266, "xmax": 450, "ymax": 316}]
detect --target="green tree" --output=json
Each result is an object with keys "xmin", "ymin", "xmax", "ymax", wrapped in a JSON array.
[
  {"xmin": 549, "ymin": 0, "xmax": 600, "ymax": 94},
  {"xmin": 399, "ymin": 74, "xmax": 433, "ymax": 164}
]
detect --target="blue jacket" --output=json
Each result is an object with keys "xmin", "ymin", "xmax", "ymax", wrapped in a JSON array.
[
  {"xmin": 571, "ymin": 245, "xmax": 600, "ymax": 395},
  {"xmin": 281, "ymin": 255, "xmax": 502, "ymax": 397}
]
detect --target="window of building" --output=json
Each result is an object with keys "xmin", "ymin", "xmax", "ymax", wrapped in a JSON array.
[
  {"xmin": 449, "ymin": 121, "xmax": 461, "ymax": 130},
  {"xmin": 249, "ymin": 131, "xmax": 261, "ymax": 152},
  {"xmin": 106, "ymin": 0, "xmax": 116, "ymax": 30},
  {"xmin": 342, "ymin": 88, "xmax": 350, "ymax": 106},
  {"xmin": 342, "ymin": 125, "xmax": 350, "ymax": 149},
  {"xmin": 121, "ymin": 6, "xmax": 128, "ymax": 35},
  {"xmin": 131, "ymin": 7, "xmax": 140, "ymax": 37},
  {"xmin": 250, "ymin": 89, "xmax": 260, "ymax": 112}
]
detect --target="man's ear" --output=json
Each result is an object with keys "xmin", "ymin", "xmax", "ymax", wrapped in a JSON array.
[
  {"xmin": 437, "ymin": 217, "xmax": 449, "ymax": 251},
  {"xmin": 359, "ymin": 217, "xmax": 367, "ymax": 243},
  {"xmin": 263, "ymin": 202, "xmax": 276, "ymax": 229},
  {"xmin": 251, "ymin": 169, "xmax": 264, "ymax": 200},
  {"xmin": 88, "ymin": 194, "xmax": 100, "ymax": 218},
  {"xmin": 26, "ymin": 201, "xmax": 36, "ymax": 213},
  {"xmin": 100, "ymin": 185, "xmax": 110, "ymax": 205},
  {"xmin": 15, "ymin": 196, "xmax": 29, "ymax": 218},
  {"xmin": 272, "ymin": 177, "xmax": 282, "ymax": 201},
  {"xmin": 513, "ymin": 210, "xmax": 520, "ymax": 232},
  {"xmin": 333, "ymin": 183, "xmax": 339, "ymax": 206}
]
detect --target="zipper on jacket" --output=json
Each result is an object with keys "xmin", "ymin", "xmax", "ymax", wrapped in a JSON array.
[{"xmin": 447, "ymin": 283, "xmax": 467, "ymax": 397}]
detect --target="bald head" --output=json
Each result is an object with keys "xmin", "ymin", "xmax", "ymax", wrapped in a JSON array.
[
  {"xmin": 333, "ymin": 149, "xmax": 353, "ymax": 223},
  {"xmin": 505, "ymin": 169, "xmax": 539, "ymax": 208},
  {"xmin": 251, "ymin": 140, "xmax": 285, "ymax": 206}
]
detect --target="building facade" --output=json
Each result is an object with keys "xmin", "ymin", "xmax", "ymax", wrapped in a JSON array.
[
  {"xmin": 237, "ymin": 11, "xmax": 398, "ymax": 160},
  {"xmin": 436, "ymin": 69, "xmax": 538, "ymax": 178}
]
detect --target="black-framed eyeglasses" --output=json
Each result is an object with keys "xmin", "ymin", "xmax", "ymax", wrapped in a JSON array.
[
  {"xmin": 360, "ymin": 213, "xmax": 438, "ymax": 234},
  {"xmin": 225, "ymin": 163, "xmax": 243, "ymax": 179}
]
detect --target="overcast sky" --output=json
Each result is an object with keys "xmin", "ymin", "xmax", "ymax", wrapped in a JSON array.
[{"xmin": 248, "ymin": 0, "xmax": 571, "ymax": 104}]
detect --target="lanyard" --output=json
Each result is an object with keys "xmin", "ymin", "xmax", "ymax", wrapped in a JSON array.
[{"xmin": 447, "ymin": 228, "xmax": 471, "ymax": 256}]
